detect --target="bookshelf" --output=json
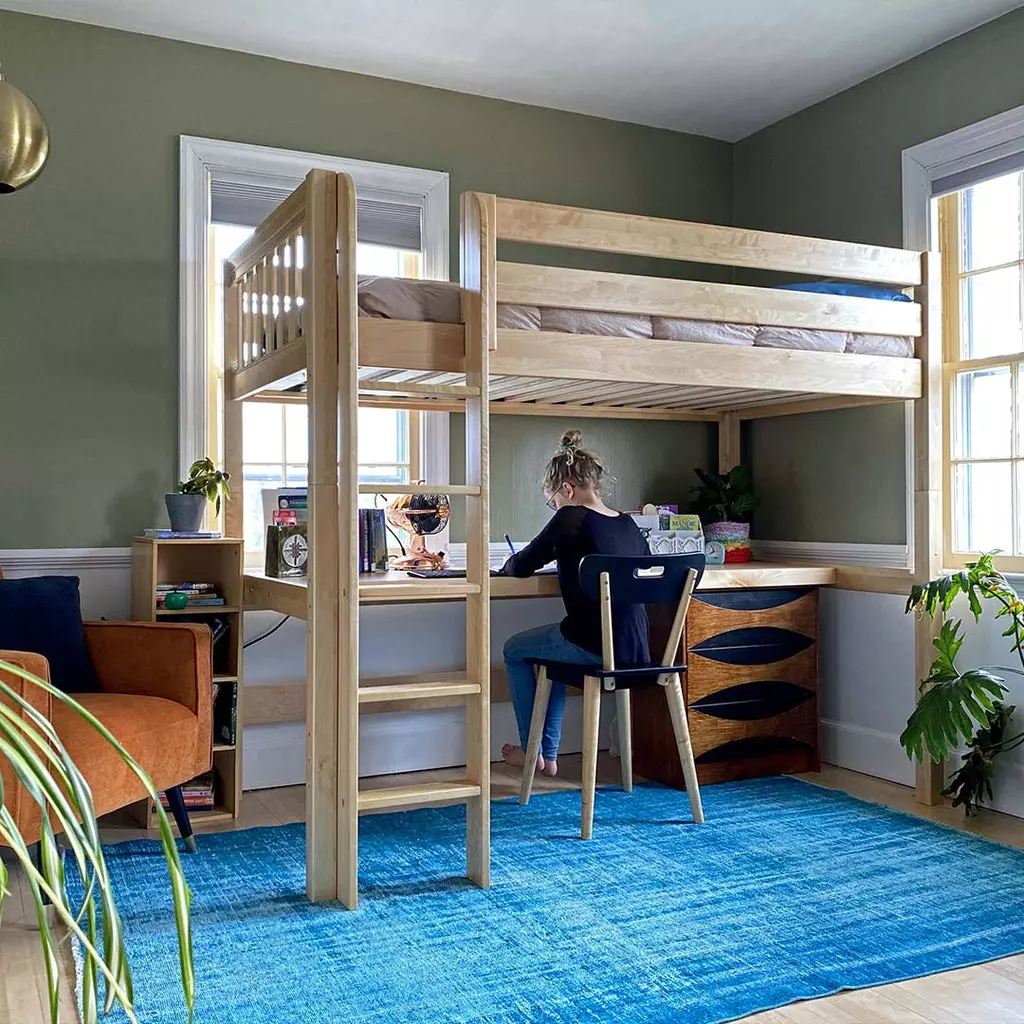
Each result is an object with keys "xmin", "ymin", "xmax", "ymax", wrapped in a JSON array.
[{"xmin": 130, "ymin": 537, "xmax": 244, "ymax": 828}]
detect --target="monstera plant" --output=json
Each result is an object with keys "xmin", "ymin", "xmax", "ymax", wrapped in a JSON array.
[
  {"xmin": 0, "ymin": 658, "xmax": 194, "ymax": 1023},
  {"xmin": 902, "ymin": 553, "xmax": 1024, "ymax": 815}
]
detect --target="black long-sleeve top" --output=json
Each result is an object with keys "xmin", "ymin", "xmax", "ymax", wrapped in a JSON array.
[{"xmin": 500, "ymin": 505, "xmax": 651, "ymax": 665}]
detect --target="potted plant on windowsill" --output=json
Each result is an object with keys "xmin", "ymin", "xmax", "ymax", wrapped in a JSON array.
[
  {"xmin": 690, "ymin": 465, "xmax": 759, "ymax": 563},
  {"xmin": 166, "ymin": 457, "xmax": 231, "ymax": 533}
]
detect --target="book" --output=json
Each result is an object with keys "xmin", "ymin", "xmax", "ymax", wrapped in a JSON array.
[
  {"xmin": 156, "ymin": 582, "xmax": 217, "ymax": 592},
  {"xmin": 213, "ymin": 681, "xmax": 238, "ymax": 746},
  {"xmin": 144, "ymin": 529, "xmax": 223, "ymax": 539}
]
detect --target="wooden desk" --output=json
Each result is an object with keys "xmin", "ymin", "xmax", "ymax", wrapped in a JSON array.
[
  {"xmin": 243, "ymin": 563, "xmax": 826, "ymax": 788},
  {"xmin": 243, "ymin": 562, "xmax": 837, "ymax": 617}
]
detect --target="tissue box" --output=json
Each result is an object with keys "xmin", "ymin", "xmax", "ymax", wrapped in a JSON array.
[{"xmin": 647, "ymin": 526, "xmax": 705, "ymax": 556}]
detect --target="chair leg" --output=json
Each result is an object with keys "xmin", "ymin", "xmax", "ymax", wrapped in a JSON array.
[
  {"xmin": 519, "ymin": 667, "xmax": 552, "ymax": 805},
  {"xmin": 615, "ymin": 689, "xmax": 633, "ymax": 793},
  {"xmin": 29, "ymin": 841, "xmax": 50, "ymax": 906},
  {"xmin": 580, "ymin": 676, "xmax": 601, "ymax": 839},
  {"xmin": 164, "ymin": 785, "xmax": 198, "ymax": 853},
  {"xmin": 665, "ymin": 674, "xmax": 704, "ymax": 824}
]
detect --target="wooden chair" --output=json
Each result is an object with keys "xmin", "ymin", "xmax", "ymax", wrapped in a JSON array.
[{"xmin": 519, "ymin": 553, "xmax": 706, "ymax": 838}]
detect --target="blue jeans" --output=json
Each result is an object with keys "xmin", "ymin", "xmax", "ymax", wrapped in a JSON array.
[{"xmin": 503, "ymin": 623, "xmax": 602, "ymax": 761}]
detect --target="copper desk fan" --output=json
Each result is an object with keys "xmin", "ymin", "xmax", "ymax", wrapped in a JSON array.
[{"xmin": 384, "ymin": 489, "xmax": 450, "ymax": 570}]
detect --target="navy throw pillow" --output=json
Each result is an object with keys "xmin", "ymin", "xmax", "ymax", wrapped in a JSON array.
[
  {"xmin": 0, "ymin": 576, "xmax": 100, "ymax": 693},
  {"xmin": 776, "ymin": 281, "xmax": 912, "ymax": 302}
]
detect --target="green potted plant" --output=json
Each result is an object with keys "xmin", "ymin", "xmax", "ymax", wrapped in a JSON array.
[
  {"xmin": 0, "ymin": 658, "xmax": 194, "ymax": 1022},
  {"xmin": 902, "ymin": 552, "xmax": 1024, "ymax": 815},
  {"xmin": 166, "ymin": 457, "xmax": 231, "ymax": 533},
  {"xmin": 690, "ymin": 465, "xmax": 759, "ymax": 563}
]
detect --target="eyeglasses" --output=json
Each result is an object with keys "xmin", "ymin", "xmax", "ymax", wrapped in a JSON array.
[{"xmin": 545, "ymin": 495, "xmax": 557, "ymax": 511}]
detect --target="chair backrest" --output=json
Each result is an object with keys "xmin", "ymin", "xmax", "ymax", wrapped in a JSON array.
[
  {"xmin": 578, "ymin": 553, "xmax": 705, "ymax": 605},
  {"xmin": 579, "ymin": 553, "xmax": 706, "ymax": 675}
]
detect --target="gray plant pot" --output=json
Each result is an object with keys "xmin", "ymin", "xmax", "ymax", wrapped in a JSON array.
[{"xmin": 165, "ymin": 493, "xmax": 206, "ymax": 533}]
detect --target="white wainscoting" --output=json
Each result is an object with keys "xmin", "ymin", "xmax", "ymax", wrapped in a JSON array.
[{"xmin": 13, "ymin": 545, "xmax": 1022, "ymax": 820}]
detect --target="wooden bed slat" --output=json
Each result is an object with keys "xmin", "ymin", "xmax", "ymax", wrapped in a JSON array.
[
  {"xmin": 498, "ymin": 262, "xmax": 922, "ymax": 337},
  {"xmin": 493, "ymin": 197, "xmax": 923, "ymax": 287},
  {"xmin": 491, "ymin": 330, "xmax": 922, "ymax": 399},
  {"xmin": 359, "ymin": 318, "xmax": 465, "ymax": 373}
]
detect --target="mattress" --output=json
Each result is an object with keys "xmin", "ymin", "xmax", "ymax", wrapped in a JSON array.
[{"xmin": 356, "ymin": 277, "xmax": 915, "ymax": 358}]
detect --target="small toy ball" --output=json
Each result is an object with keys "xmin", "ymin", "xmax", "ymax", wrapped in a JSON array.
[{"xmin": 164, "ymin": 592, "xmax": 188, "ymax": 610}]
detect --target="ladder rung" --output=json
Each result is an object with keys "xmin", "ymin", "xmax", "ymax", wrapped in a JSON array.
[
  {"xmin": 358, "ymin": 779, "xmax": 482, "ymax": 812},
  {"xmin": 358, "ymin": 484, "xmax": 481, "ymax": 496},
  {"xmin": 358, "ymin": 381, "xmax": 480, "ymax": 398},
  {"xmin": 358, "ymin": 679, "xmax": 481, "ymax": 704}
]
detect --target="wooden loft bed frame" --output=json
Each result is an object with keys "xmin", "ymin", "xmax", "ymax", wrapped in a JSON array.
[{"xmin": 221, "ymin": 169, "xmax": 943, "ymax": 907}]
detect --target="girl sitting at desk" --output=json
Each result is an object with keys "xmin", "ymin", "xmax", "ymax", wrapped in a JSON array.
[{"xmin": 499, "ymin": 429, "xmax": 649, "ymax": 778}]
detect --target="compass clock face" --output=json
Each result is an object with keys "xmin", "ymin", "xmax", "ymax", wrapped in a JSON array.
[{"xmin": 282, "ymin": 534, "xmax": 308, "ymax": 568}]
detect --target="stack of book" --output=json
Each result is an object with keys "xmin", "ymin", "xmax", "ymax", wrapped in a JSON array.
[
  {"xmin": 144, "ymin": 529, "xmax": 222, "ymax": 539},
  {"xmin": 155, "ymin": 583, "xmax": 225, "ymax": 608},
  {"xmin": 159, "ymin": 773, "xmax": 215, "ymax": 812}
]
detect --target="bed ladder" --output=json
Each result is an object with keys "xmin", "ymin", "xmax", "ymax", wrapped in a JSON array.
[{"xmin": 307, "ymin": 176, "xmax": 492, "ymax": 910}]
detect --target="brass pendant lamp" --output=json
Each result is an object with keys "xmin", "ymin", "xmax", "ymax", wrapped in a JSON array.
[{"xmin": 0, "ymin": 62, "xmax": 49, "ymax": 193}]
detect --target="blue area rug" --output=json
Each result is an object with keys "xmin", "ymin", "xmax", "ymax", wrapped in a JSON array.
[{"xmin": 68, "ymin": 778, "xmax": 1024, "ymax": 1024}]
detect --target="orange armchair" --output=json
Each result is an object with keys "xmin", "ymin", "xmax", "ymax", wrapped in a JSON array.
[{"xmin": 1, "ymin": 621, "xmax": 213, "ymax": 852}]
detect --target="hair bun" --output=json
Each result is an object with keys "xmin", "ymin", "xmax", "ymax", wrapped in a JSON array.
[{"xmin": 560, "ymin": 429, "xmax": 582, "ymax": 449}]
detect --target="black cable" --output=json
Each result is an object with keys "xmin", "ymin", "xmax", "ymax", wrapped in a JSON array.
[
  {"xmin": 243, "ymin": 615, "xmax": 291, "ymax": 649},
  {"xmin": 375, "ymin": 491, "xmax": 407, "ymax": 555}
]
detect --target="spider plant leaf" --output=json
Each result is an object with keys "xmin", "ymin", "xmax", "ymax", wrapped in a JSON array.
[
  {"xmin": 0, "ymin": 660, "xmax": 193, "ymax": 1021},
  {"xmin": 0, "ymin": 811, "xmax": 138, "ymax": 1024}
]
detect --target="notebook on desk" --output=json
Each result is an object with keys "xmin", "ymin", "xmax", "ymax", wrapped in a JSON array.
[{"xmin": 406, "ymin": 566, "xmax": 558, "ymax": 579}]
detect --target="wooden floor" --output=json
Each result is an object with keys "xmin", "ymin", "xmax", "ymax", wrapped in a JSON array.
[{"xmin": 3, "ymin": 760, "xmax": 1024, "ymax": 1023}]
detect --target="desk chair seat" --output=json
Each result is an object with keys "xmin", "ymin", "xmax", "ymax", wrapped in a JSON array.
[{"xmin": 519, "ymin": 553, "xmax": 706, "ymax": 838}]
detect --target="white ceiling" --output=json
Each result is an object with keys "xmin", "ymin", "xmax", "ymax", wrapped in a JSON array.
[{"xmin": 5, "ymin": 0, "xmax": 1023, "ymax": 140}]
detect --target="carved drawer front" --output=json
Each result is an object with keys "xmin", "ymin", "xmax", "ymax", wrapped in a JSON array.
[
  {"xmin": 684, "ymin": 587, "xmax": 818, "ymax": 779},
  {"xmin": 686, "ymin": 647, "xmax": 817, "ymax": 704},
  {"xmin": 686, "ymin": 588, "xmax": 817, "ymax": 648}
]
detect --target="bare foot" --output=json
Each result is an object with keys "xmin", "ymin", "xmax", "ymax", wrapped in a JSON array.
[
  {"xmin": 541, "ymin": 759, "xmax": 558, "ymax": 778},
  {"xmin": 502, "ymin": 743, "xmax": 543, "ymax": 772}
]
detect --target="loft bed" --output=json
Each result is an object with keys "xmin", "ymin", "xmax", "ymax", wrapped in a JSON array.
[{"xmin": 221, "ymin": 170, "xmax": 942, "ymax": 909}]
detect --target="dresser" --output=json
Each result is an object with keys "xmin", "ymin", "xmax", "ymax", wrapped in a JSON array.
[{"xmin": 632, "ymin": 586, "xmax": 819, "ymax": 787}]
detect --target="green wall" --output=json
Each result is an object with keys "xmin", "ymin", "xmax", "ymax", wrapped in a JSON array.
[
  {"xmin": 0, "ymin": 10, "xmax": 731, "ymax": 549},
  {"xmin": 733, "ymin": 7, "xmax": 1024, "ymax": 544},
  {"xmin": 448, "ymin": 415, "xmax": 716, "ymax": 542}
]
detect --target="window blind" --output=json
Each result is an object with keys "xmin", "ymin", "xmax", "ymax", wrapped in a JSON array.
[
  {"xmin": 932, "ymin": 150, "xmax": 1024, "ymax": 198},
  {"xmin": 210, "ymin": 179, "xmax": 423, "ymax": 251}
]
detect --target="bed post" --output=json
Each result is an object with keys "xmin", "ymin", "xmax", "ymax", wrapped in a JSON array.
[
  {"xmin": 222, "ymin": 261, "xmax": 243, "ymax": 541},
  {"xmin": 718, "ymin": 411, "xmax": 740, "ymax": 473},
  {"xmin": 913, "ymin": 249, "xmax": 944, "ymax": 806},
  {"xmin": 461, "ymin": 191, "xmax": 494, "ymax": 887},
  {"xmin": 336, "ymin": 173, "xmax": 361, "ymax": 908},
  {"xmin": 305, "ymin": 169, "xmax": 343, "ymax": 902}
]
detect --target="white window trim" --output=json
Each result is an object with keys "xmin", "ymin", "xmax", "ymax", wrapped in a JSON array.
[
  {"xmin": 901, "ymin": 103, "xmax": 1024, "ymax": 570},
  {"xmin": 179, "ymin": 135, "xmax": 450, "ymax": 484},
  {"xmin": 902, "ymin": 103, "xmax": 1024, "ymax": 251}
]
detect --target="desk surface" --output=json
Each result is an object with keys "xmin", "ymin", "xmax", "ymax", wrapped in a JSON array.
[{"xmin": 243, "ymin": 562, "xmax": 838, "ymax": 618}]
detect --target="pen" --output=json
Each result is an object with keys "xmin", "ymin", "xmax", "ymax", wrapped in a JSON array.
[{"xmin": 504, "ymin": 534, "xmax": 516, "ymax": 556}]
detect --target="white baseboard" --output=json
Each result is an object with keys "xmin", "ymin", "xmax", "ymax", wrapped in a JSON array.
[
  {"xmin": 820, "ymin": 718, "xmax": 916, "ymax": 787},
  {"xmin": 243, "ymin": 697, "xmax": 614, "ymax": 791}
]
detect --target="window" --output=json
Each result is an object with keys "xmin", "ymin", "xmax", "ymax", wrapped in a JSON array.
[
  {"xmin": 938, "ymin": 170, "xmax": 1024, "ymax": 568},
  {"xmin": 211, "ymin": 222, "xmax": 424, "ymax": 557},
  {"xmin": 180, "ymin": 137, "xmax": 450, "ymax": 560}
]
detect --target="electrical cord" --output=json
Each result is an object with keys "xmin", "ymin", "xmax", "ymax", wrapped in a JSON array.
[
  {"xmin": 243, "ymin": 614, "xmax": 291, "ymax": 649},
  {"xmin": 375, "ymin": 491, "xmax": 407, "ymax": 555}
]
